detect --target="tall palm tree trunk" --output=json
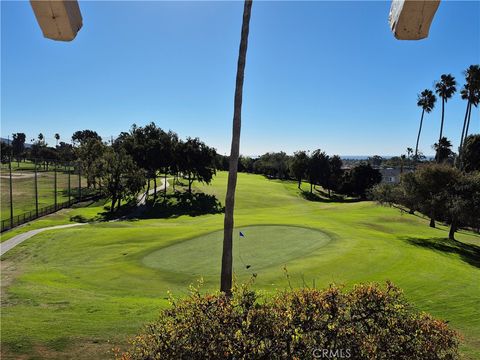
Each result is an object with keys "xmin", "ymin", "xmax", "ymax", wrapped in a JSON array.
[
  {"xmin": 459, "ymin": 101, "xmax": 470, "ymax": 151},
  {"xmin": 464, "ymin": 102, "xmax": 472, "ymax": 141},
  {"xmin": 414, "ymin": 108, "xmax": 425, "ymax": 161},
  {"xmin": 220, "ymin": 0, "xmax": 253, "ymax": 296},
  {"xmin": 437, "ymin": 97, "xmax": 445, "ymax": 163},
  {"xmin": 458, "ymin": 101, "xmax": 471, "ymax": 169}
]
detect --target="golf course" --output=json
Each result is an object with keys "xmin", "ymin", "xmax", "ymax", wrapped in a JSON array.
[{"xmin": 1, "ymin": 171, "xmax": 479, "ymax": 359}]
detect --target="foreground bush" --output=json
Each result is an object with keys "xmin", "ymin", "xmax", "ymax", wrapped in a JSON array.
[{"xmin": 115, "ymin": 281, "xmax": 459, "ymax": 360}]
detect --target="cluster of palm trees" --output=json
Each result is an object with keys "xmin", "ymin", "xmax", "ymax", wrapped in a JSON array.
[{"xmin": 414, "ymin": 65, "xmax": 479, "ymax": 165}]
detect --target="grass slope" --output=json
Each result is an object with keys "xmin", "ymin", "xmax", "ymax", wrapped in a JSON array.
[{"xmin": 1, "ymin": 172, "xmax": 479, "ymax": 359}]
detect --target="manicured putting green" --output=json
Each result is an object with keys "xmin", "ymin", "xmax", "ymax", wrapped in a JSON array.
[{"xmin": 142, "ymin": 225, "xmax": 332, "ymax": 275}]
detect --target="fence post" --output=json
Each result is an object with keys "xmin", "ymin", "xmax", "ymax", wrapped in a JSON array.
[
  {"xmin": 35, "ymin": 158, "xmax": 39, "ymax": 217},
  {"xmin": 9, "ymin": 158, "xmax": 14, "ymax": 229},
  {"xmin": 54, "ymin": 161, "xmax": 57, "ymax": 210},
  {"xmin": 78, "ymin": 162, "xmax": 81, "ymax": 201},
  {"xmin": 68, "ymin": 162, "xmax": 71, "ymax": 204}
]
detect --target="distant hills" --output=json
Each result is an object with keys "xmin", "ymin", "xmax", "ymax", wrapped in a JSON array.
[{"xmin": 0, "ymin": 137, "xmax": 33, "ymax": 148}]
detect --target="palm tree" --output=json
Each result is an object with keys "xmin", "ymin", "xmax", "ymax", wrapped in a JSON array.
[
  {"xmin": 220, "ymin": 0, "xmax": 253, "ymax": 296},
  {"xmin": 54, "ymin": 133, "xmax": 60, "ymax": 147},
  {"xmin": 434, "ymin": 137, "xmax": 453, "ymax": 164},
  {"xmin": 414, "ymin": 89, "xmax": 436, "ymax": 161},
  {"xmin": 459, "ymin": 65, "xmax": 480, "ymax": 152},
  {"xmin": 434, "ymin": 74, "xmax": 456, "ymax": 162},
  {"xmin": 38, "ymin": 133, "xmax": 44, "ymax": 145},
  {"xmin": 406, "ymin": 147, "xmax": 413, "ymax": 160}
]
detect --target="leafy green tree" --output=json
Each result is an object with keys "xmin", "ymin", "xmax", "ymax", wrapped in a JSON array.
[
  {"xmin": 1, "ymin": 141, "xmax": 12, "ymax": 163},
  {"xmin": 290, "ymin": 151, "xmax": 309, "ymax": 189},
  {"xmin": 369, "ymin": 182, "xmax": 401, "ymax": 207},
  {"xmin": 253, "ymin": 152, "xmax": 290, "ymax": 179},
  {"xmin": 142, "ymin": 123, "xmax": 166, "ymax": 199},
  {"xmin": 56, "ymin": 142, "xmax": 76, "ymax": 162},
  {"xmin": 368, "ymin": 155, "xmax": 383, "ymax": 167},
  {"xmin": 415, "ymin": 89, "xmax": 436, "ymax": 160},
  {"xmin": 434, "ymin": 74, "xmax": 456, "ymax": 162},
  {"xmin": 157, "ymin": 130, "xmax": 178, "ymax": 200},
  {"xmin": 215, "ymin": 154, "xmax": 229, "ymax": 171},
  {"xmin": 39, "ymin": 147, "xmax": 58, "ymax": 170},
  {"xmin": 462, "ymin": 134, "xmax": 480, "ymax": 172},
  {"xmin": 239, "ymin": 155, "xmax": 255, "ymax": 173},
  {"xmin": 77, "ymin": 138, "xmax": 106, "ymax": 188},
  {"xmin": 170, "ymin": 139, "xmax": 183, "ymax": 191},
  {"xmin": 410, "ymin": 164, "xmax": 459, "ymax": 228},
  {"xmin": 307, "ymin": 150, "xmax": 329, "ymax": 194},
  {"xmin": 72, "ymin": 129, "xmax": 102, "ymax": 146},
  {"xmin": 101, "ymin": 147, "xmax": 145, "ymax": 212},
  {"xmin": 398, "ymin": 172, "xmax": 421, "ymax": 214},
  {"xmin": 178, "ymin": 137, "xmax": 217, "ymax": 194},
  {"xmin": 11, "ymin": 132, "xmax": 26, "ymax": 165},
  {"xmin": 328, "ymin": 155, "xmax": 344, "ymax": 194},
  {"xmin": 444, "ymin": 171, "xmax": 480, "ymax": 240},
  {"xmin": 118, "ymin": 123, "xmax": 163, "ymax": 200},
  {"xmin": 341, "ymin": 163, "xmax": 381, "ymax": 199}
]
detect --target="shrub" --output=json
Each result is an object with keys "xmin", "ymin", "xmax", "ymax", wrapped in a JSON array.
[{"xmin": 114, "ymin": 281, "xmax": 459, "ymax": 360}]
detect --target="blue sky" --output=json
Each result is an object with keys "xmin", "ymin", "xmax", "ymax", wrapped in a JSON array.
[{"xmin": 1, "ymin": 1, "xmax": 479, "ymax": 156}]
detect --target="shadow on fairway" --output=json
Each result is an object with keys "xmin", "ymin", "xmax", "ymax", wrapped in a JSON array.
[
  {"xmin": 137, "ymin": 191, "xmax": 224, "ymax": 219},
  {"xmin": 403, "ymin": 236, "xmax": 480, "ymax": 268},
  {"xmin": 300, "ymin": 189, "xmax": 360, "ymax": 203}
]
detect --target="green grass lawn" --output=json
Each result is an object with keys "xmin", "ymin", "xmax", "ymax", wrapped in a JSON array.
[{"xmin": 1, "ymin": 172, "xmax": 479, "ymax": 359}]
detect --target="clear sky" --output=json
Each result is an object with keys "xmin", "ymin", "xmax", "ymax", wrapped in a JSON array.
[{"xmin": 1, "ymin": 1, "xmax": 479, "ymax": 156}]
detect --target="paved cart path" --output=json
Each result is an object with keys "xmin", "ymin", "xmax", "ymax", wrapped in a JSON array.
[
  {"xmin": 136, "ymin": 179, "xmax": 170, "ymax": 206},
  {"xmin": 1, "ymin": 223, "xmax": 88, "ymax": 256},
  {"xmin": 1, "ymin": 179, "xmax": 171, "ymax": 256}
]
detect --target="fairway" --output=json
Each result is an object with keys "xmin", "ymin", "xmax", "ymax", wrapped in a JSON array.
[
  {"xmin": 1, "ymin": 172, "xmax": 479, "ymax": 359},
  {"xmin": 143, "ymin": 225, "xmax": 332, "ymax": 275}
]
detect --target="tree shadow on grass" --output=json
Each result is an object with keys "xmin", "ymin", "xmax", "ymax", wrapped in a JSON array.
[
  {"xmin": 402, "ymin": 236, "xmax": 480, "ymax": 268},
  {"xmin": 300, "ymin": 190, "xmax": 360, "ymax": 203},
  {"xmin": 70, "ymin": 201, "xmax": 138, "ymax": 223},
  {"xmin": 137, "ymin": 191, "xmax": 224, "ymax": 219}
]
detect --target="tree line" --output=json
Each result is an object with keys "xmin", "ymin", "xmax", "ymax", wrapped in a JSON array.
[
  {"xmin": 371, "ymin": 159, "xmax": 480, "ymax": 240},
  {"xmin": 216, "ymin": 150, "xmax": 382, "ymax": 199},
  {"xmin": 1, "ymin": 123, "xmax": 217, "ymax": 212}
]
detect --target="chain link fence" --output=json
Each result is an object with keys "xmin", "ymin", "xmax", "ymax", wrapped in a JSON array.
[{"xmin": 0, "ymin": 158, "xmax": 86, "ymax": 232}]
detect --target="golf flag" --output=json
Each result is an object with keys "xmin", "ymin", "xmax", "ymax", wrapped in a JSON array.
[{"xmin": 239, "ymin": 231, "xmax": 245, "ymax": 238}]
